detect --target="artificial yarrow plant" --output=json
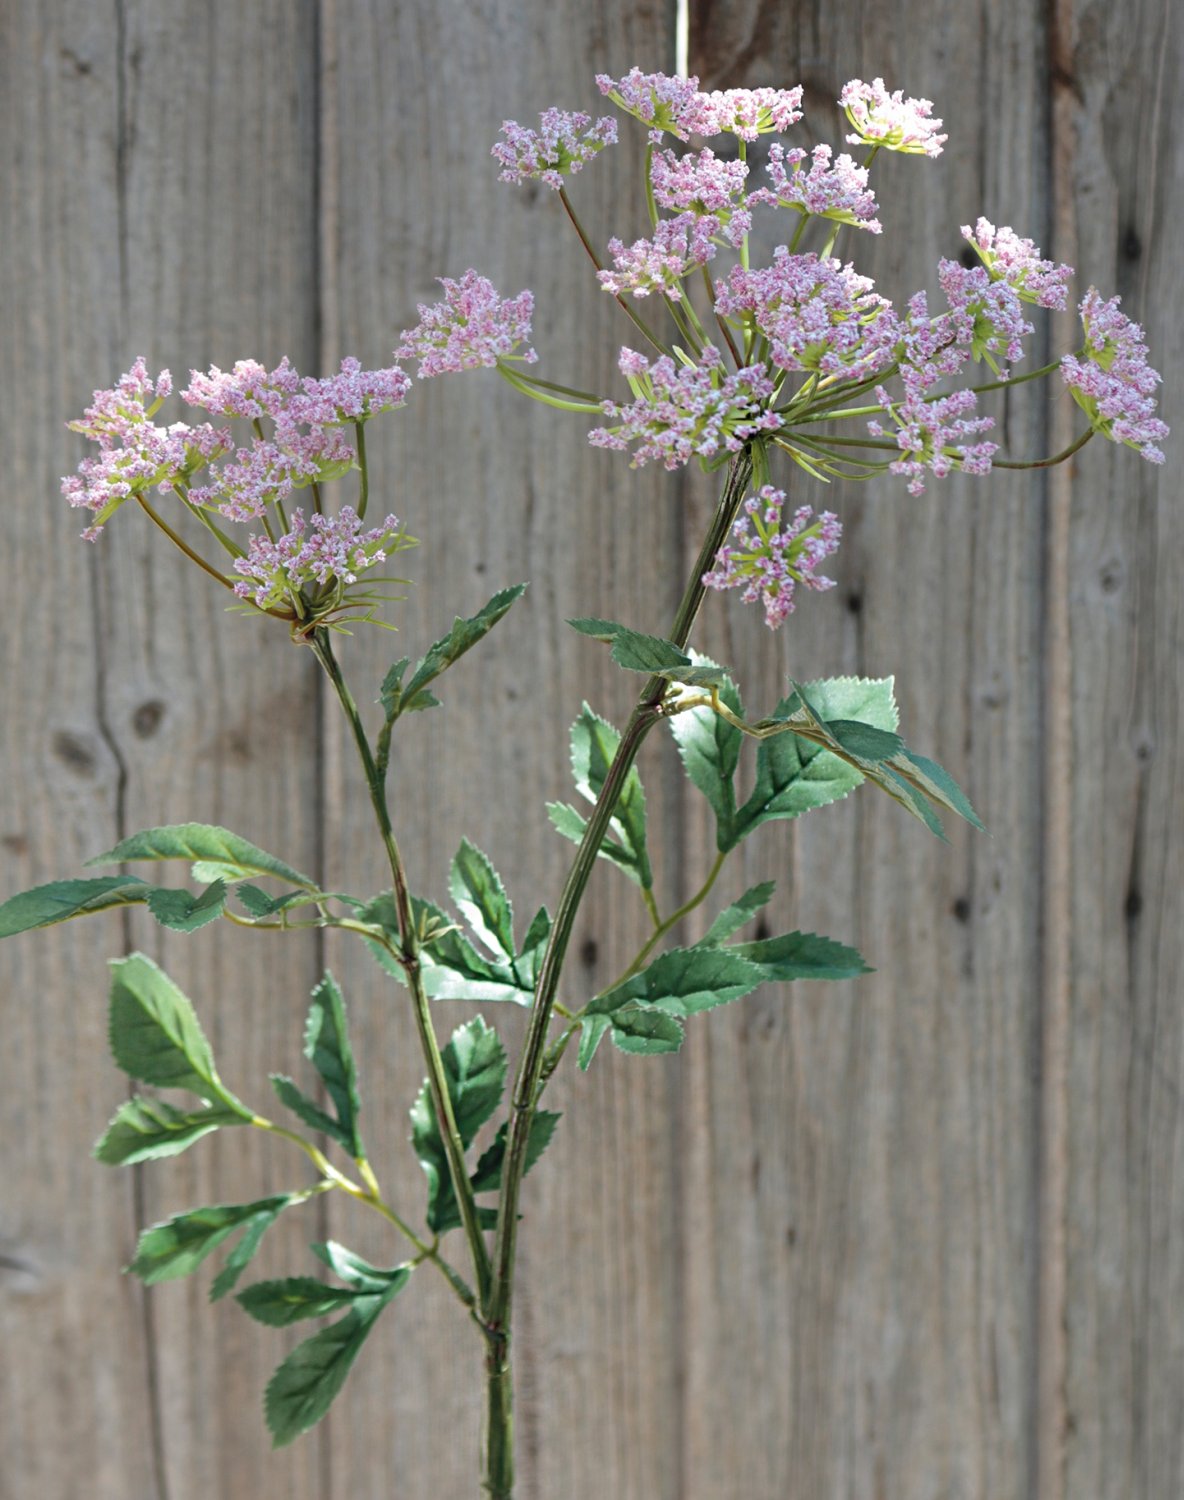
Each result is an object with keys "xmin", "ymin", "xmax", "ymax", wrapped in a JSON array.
[{"xmin": 6, "ymin": 66, "xmax": 1166, "ymax": 1499}]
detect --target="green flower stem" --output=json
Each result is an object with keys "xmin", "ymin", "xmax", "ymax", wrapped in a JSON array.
[
  {"xmin": 310, "ymin": 630, "xmax": 493, "ymax": 1306},
  {"xmin": 643, "ymin": 141, "xmax": 658, "ymax": 230},
  {"xmin": 558, "ymin": 187, "xmax": 667, "ymax": 354},
  {"xmin": 355, "ymin": 421, "xmax": 369, "ymax": 520},
  {"xmin": 496, "ymin": 365, "xmax": 603, "ymax": 413},
  {"xmin": 738, "ymin": 140, "xmax": 750, "ymax": 271},
  {"xmin": 252, "ymin": 1116, "xmax": 476, "ymax": 1311},
  {"xmin": 992, "ymin": 428, "xmax": 1094, "ymax": 469},
  {"xmin": 173, "ymin": 483, "xmax": 248, "ymax": 559},
  {"xmin": 133, "ymin": 493, "xmax": 270, "ymax": 601},
  {"xmin": 642, "ymin": 886, "xmax": 662, "ymax": 930},
  {"xmin": 481, "ymin": 453, "xmax": 754, "ymax": 1494},
  {"xmin": 504, "ymin": 370, "xmax": 604, "ymax": 403},
  {"xmin": 702, "ymin": 265, "xmax": 743, "ymax": 367},
  {"xmin": 598, "ymin": 848, "xmax": 728, "ymax": 996}
]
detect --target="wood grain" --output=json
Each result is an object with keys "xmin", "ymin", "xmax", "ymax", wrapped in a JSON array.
[{"xmin": 0, "ymin": 3, "xmax": 1178, "ymax": 1497}]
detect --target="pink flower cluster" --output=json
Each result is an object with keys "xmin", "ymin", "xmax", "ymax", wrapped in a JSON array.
[
  {"xmin": 839, "ymin": 78, "xmax": 947, "ymax": 157},
  {"xmin": 961, "ymin": 219, "xmax": 1073, "ymax": 310},
  {"xmin": 589, "ymin": 345, "xmax": 781, "ymax": 469},
  {"xmin": 650, "ymin": 146, "xmax": 753, "ymax": 245},
  {"xmin": 1061, "ymin": 290, "xmax": 1168, "ymax": 463},
  {"xmin": 63, "ymin": 358, "xmax": 231, "ymax": 539},
  {"xmin": 492, "ymin": 109, "xmax": 618, "ymax": 190},
  {"xmin": 396, "ymin": 270, "xmax": 537, "ymax": 377},
  {"xmin": 182, "ymin": 355, "xmax": 409, "ymax": 426},
  {"xmin": 598, "ymin": 214, "xmax": 720, "ymax": 299},
  {"xmin": 868, "ymin": 373, "xmax": 997, "ymax": 494},
  {"xmin": 716, "ymin": 248, "xmax": 896, "ymax": 380},
  {"xmin": 232, "ymin": 506, "xmax": 404, "ymax": 610},
  {"xmin": 937, "ymin": 260, "xmax": 1033, "ymax": 367},
  {"xmin": 188, "ymin": 427, "xmax": 355, "ymax": 522},
  {"xmin": 596, "ymin": 69, "xmax": 802, "ymax": 142},
  {"xmin": 702, "ymin": 488, "xmax": 841, "ymax": 628},
  {"xmin": 754, "ymin": 142, "xmax": 881, "ymax": 232}
]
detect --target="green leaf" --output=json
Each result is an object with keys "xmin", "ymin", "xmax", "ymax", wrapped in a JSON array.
[
  {"xmin": 568, "ymin": 618, "xmax": 730, "ymax": 688},
  {"xmin": 732, "ymin": 677, "xmax": 899, "ymax": 846},
  {"xmin": 304, "ymin": 972, "xmax": 364, "ymax": 1159},
  {"xmin": 238, "ymin": 1277, "xmax": 373, "ymax": 1328},
  {"xmin": 0, "ymin": 876, "xmax": 148, "ymax": 937},
  {"xmin": 569, "ymin": 705, "xmax": 652, "ymax": 889},
  {"xmin": 579, "ymin": 947, "xmax": 763, "ymax": 1069},
  {"xmin": 823, "ymin": 719, "xmax": 904, "ymax": 764},
  {"xmin": 270, "ymin": 1075, "xmax": 343, "ymax": 1146},
  {"xmin": 729, "ymin": 930, "xmax": 872, "ymax": 982},
  {"xmin": 87, "ymin": 822, "xmax": 316, "ymax": 890},
  {"xmin": 94, "ymin": 1097, "xmax": 247, "ymax": 1165},
  {"xmin": 386, "ymin": 584, "xmax": 527, "ymax": 717},
  {"xmin": 894, "ymin": 749, "xmax": 986, "ymax": 833},
  {"xmin": 145, "ymin": 880, "xmax": 227, "ymax": 932},
  {"xmin": 107, "ymin": 953, "xmax": 248, "ymax": 1112},
  {"xmin": 669, "ymin": 658, "xmax": 744, "ymax": 849},
  {"xmin": 469, "ymin": 1110, "xmax": 561, "ymax": 1194},
  {"xmin": 264, "ymin": 1272, "xmax": 411, "ymax": 1447},
  {"xmin": 515, "ymin": 906, "xmax": 552, "ymax": 988},
  {"xmin": 449, "ymin": 840, "xmax": 515, "ymax": 960},
  {"xmin": 410, "ymin": 1016, "xmax": 507, "ymax": 1234},
  {"xmin": 609, "ymin": 1005, "xmax": 686, "ymax": 1055},
  {"xmin": 699, "ymin": 882, "xmax": 776, "ymax": 946},
  {"xmin": 235, "ymin": 884, "xmax": 319, "ymax": 918},
  {"xmin": 362, "ymin": 894, "xmax": 534, "ymax": 1004},
  {"xmin": 310, "ymin": 1240, "xmax": 409, "ymax": 1292},
  {"xmin": 128, "ymin": 1194, "xmax": 296, "ymax": 1293}
]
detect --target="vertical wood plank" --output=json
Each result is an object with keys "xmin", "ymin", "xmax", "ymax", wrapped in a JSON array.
[
  {"xmin": 681, "ymin": 8, "xmax": 1051, "ymax": 1497},
  {"xmin": 1052, "ymin": 3, "xmax": 1184, "ymax": 1497},
  {"xmin": 2, "ymin": 4, "xmax": 327, "ymax": 1498}
]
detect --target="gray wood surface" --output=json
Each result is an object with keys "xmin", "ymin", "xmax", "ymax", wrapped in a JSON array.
[{"xmin": 1, "ymin": 2, "xmax": 1178, "ymax": 1497}]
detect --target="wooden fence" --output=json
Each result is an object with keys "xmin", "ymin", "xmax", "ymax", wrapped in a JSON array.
[{"xmin": 1, "ymin": 2, "xmax": 1179, "ymax": 1496}]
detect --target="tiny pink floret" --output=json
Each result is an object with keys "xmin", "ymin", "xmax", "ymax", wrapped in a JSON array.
[{"xmin": 703, "ymin": 487, "xmax": 841, "ymax": 628}]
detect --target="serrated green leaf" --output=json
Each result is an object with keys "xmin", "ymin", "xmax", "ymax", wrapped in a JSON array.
[
  {"xmin": 568, "ymin": 618, "xmax": 730, "ymax": 687},
  {"xmin": 515, "ymin": 906, "xmax": 552, "ymax": 989},
  {"xmin": 729, "ymin": 930, "xmax": 872, "ymax": 982},
  {"xmin": 893, "ymin": 749, "xmax": 985, "ymax": 832},
  {"xmin": 547, "ymin": 802, "xmax": 644, "ymax": 883},
  {"xmin": 699, "ymin": 882, "xmax": 777, "ymax": 946},
  {"xmin": 469, "ymin": 1110, "xmax": 561, "ymax": 1194},
  {"xmin": 362, "ymin": 893, "xmax": 533, "ymax": 1004},
  {"xmin": 592, "ymin": 946, "xmax": 764, "ymax": 1020},
  {"xmin": 264, "ymin": 1273, "xmax": 410, "ymax": 1447},
  {"xmin": 87, "ymin": 823, "xmax": 316, "ymax": 890},
  {"xmin": 732, "ymin": 677, "xmax": 898, "ymax": 846},
  {"xmin": 145, "ymin": 880, "xmax": 227, "ymax": 932},
  {"xmin": 94, "ymin": 1097, "xmax": 247, "ymax": 1165},
  {"xmin": 209, "ymin": 1201, "xmax": 292, "ymax": 1300},
  {"xmin": 577, "ymin": 1014, "xmax": 613, "ymax": 1071},
  {"xmin": 0, "ymin": 876, "xmax": 148, "ymax": 937},
  {"xmin": 387, "ymin": 584, "xmax": 526, "ymax": 717},
  {"xmin": 270, "ymin": 1075, "xmax": 344, "ymax": 1147},
  {"xmin": 450, "ymin": 840, "xmax": 515, "ymax": 960},
  {"xmin": 128, "ymin": 1194, "xmax": 295, "ymax": 1292},
  {"xmin": 310, "ymin": 1240, "xmax": 409, "ymax": 1292},
  {"xmin": 669, "ymin": 658, "xmax": 744, "ymax": 849},
  {"xmin": 823, "ymin": 719, "xmax": 904, "ymax": 764},
  {"xmin": 410, "ymin": 1016, "xmax": 507, "ymax": 1234},
  {"xmin": 238, "ymin": 1277, "xmax": 371, "ymax": 1327},
  {"xmin": 108, "ymin": 953, "xmax": 247, "ymax": 1112},
  {"xmin": 304, "ymin": 972, "xmax": 364, "ymax": 1159},
  {"xmin": 569, "ymin": 705, "xmax": 652, "ymax": 889},
  {"xmin": 235, "ymin": 884, "xmax": 318, "ymax": 918},
  {"xmin": 609, "ymin": 1005, "xmax": 686, "ymax": 1055}
]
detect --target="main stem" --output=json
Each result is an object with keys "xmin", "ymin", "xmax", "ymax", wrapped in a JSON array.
[
  {"xmin": 310, "ymin": 631, "xmax": 492, "ymax": 1304},
  {"xmin": 480, "ymin": 452, "xmax": 754, "ymax": 1499}
]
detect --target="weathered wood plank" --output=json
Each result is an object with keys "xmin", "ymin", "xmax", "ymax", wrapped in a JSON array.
[
  {"xmin": 1051, "ymin": 4, "xmax": 1184, "ymax": 1498},
  {"xmin": 1, "ymin": 3, "xmax": 326, "ymax": 1498}
]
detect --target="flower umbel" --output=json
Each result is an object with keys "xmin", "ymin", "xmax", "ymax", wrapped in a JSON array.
[
  {"xmin": 598, "ymin": 214, "xmax": 720, "ymax": 300},
  {"xmin": 492, "ymin": 109, "xmax": 618, "ymax": 190},
  {"xmin": 839, "ymin": 77, "xmax": 947, "ymax": 156},
  {"xmin": 589, "ymin": 346, "xmax": 780, "ymax": 469},
  {"xmin": 754, "ymin": 142, "xmax": 882, "ymax": 232},
  {"xmin": 960, "ymin": 219, "xmax": 1073, "ymax": 310},
  {"xmin": 1060, "ymin": 289, "xmax": 1169, "ymax": 463},
  {"xmin": 232, "ymin": 505, "xmax": 410, "ymax": 615},
  {"xmin": 702, "ymin": 487, "xmax": 841, "ymax": 628},
  {"xmin": 869, "ymin": 371, "xmax": 997, "ymax": 494},
  {"xmin": 396, "ymin": 271, "xmax": 537, "ymax": 377}
]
